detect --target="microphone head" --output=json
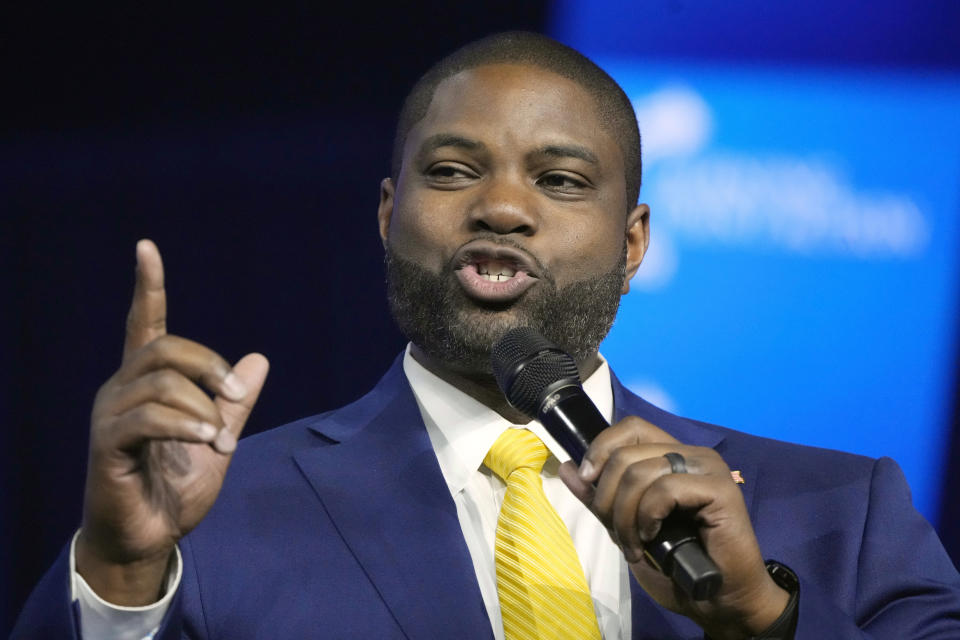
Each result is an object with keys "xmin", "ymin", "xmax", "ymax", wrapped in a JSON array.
[{"xmin": 491, "ymin": 327, "xmax": 581, "ymax": 416}]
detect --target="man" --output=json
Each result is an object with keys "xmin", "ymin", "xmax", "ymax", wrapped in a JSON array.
[{"xmin": 14, "ymin": 31, "xmax": 960, "ymax": 639}]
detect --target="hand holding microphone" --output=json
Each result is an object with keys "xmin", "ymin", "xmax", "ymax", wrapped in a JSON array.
[
  {"xmin": 490, "ymin": 327, "xmax": 793, "ymax": 635},
  {"xmin": 490, "ymin": 327, "xmax": 722, "ymax": 601}
]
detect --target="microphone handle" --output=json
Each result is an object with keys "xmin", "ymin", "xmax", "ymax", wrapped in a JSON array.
[{"xmin": 537, "ymin": 385, "xmax": 723, "ymax": 601}]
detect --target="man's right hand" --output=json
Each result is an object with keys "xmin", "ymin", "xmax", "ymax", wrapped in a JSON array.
[{"xmin": 75, "ymin": 239, "xmax": 269, "ymax": 606}]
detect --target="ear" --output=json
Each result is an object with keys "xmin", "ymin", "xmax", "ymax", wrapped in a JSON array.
[
  {"xmin": 377, "ymin": 177, "xmax": 395, "ymax": 249},
  {"xmin": 622, "ymin": 203, "xmax": 650, "ymax": 295}
]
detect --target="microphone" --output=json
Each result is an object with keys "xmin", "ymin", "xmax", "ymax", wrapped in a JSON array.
[{"xmin": 490, "ymin": 327, "xmax": 722, "ymax": 601}]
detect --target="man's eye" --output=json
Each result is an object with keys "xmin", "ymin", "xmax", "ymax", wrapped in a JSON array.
[
  {"xmin": 538, "ymin": 173, "xmax": 588, "ymax": 192},
  {"xmin": 426, "ymin": 163, "xmax": 476, "ymax": 182}
]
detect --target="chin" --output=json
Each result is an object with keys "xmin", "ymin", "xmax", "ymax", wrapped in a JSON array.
[
  {"xmin": 417, "ymin": 305, "xmax": 531, "ymax": 375},
  {"xmin": 385, "ymin": 244, "xmax": 622, "ymax": 376}
]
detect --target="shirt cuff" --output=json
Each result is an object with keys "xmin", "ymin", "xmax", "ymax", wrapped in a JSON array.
[{"xmin": 69, "ymin": 529, "xmax": 183, "ymax": 640}]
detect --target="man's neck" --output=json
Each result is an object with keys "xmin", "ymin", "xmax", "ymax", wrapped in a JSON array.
[{"xmin": 409, "ymin": 343, "xmax": 603, "ymax": 424}]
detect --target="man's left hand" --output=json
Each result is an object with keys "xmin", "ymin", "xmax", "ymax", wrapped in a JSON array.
[{"xmin": 558, "ymin": 416, "xmax": 789, "ymax": 640}]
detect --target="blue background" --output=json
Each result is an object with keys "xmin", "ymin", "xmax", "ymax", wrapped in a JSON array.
[{"xmin": 551, "ymin": 0, "xmax": 960, "ymax": 525}]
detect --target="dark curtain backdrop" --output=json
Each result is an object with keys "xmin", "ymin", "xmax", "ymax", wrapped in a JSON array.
[
  {"xmin": 3, "ymin": 3, "xmax": 958, "ymax": 635},
  {"xmin": 1, "ymin": 3, "xmax": 549, "ymax": 631}
]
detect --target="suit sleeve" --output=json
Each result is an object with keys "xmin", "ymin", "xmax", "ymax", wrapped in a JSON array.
[
  {"xmin": 793, "ymin": 456, "xmax": 960, "ymax": 639},
  {"xmin": 10, "ymin": 541, "xmax": 187, "ymax": 640},
  {"xmin": 10, "ymin": 544, "xmax": 81, "ymax": 640}
]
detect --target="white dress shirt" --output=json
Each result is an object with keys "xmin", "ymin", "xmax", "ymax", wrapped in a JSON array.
[
  {"xmin": 403, "ymin": 348, "xmax": 631, "ymax": 640},
  {"xmin": 71, "ymin": 346, "xmax": 631, "ymax": 639}
]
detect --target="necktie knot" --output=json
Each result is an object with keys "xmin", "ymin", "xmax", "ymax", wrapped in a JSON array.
[{"xmin": 484, "ymin": 428, "xmax": 549, "ymax": 482}]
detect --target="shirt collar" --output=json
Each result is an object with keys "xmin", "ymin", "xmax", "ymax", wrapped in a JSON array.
[{"xmin": 402, "ymin": 344, "xmax": 614, "ymax": 497}]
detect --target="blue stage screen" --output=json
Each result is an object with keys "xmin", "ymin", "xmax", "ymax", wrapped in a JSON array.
[{"xmin": 545, "ymin": 24, "xmax": 960, "ymax": 523}]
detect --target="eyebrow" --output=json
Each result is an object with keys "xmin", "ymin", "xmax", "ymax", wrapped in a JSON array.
[
  {"xmin": 535, "ymin": 144, "xmax": 599, "ymax": 166},
  {"xmin": 419, "ymin": 133, "xmax": 486, "ymax": 154},
  {"xmin": 417, "ymin": 134, "xmax": 599, "ymax": 166}
]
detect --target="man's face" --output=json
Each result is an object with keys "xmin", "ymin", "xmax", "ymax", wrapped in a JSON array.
[{"xmin": 379, "ymin": 63, "xmax": 648, "ymax": 375}]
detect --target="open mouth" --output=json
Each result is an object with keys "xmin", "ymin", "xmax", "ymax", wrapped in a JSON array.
[
  {"xmin": 453, "ymin": 241, "xmax": 541, "ymax": 304},
  {"xmin": 476, "ymin": 260, "xmax": 518, "ymax": 281}
]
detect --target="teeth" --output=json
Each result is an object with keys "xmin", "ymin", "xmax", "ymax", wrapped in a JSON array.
[{"xmin": 477, "ymin": 261, "xmax": 517, "ymax": 281}]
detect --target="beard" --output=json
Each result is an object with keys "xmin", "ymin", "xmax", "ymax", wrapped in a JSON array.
[{"xmin": 385, "ymin": 241, "xmax": 626, "ymax": 375}]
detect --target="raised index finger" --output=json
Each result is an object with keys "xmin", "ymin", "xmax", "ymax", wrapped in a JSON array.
[{"xmin": 124, "ymin": 239, "xmax": 167, "ymax": 360}]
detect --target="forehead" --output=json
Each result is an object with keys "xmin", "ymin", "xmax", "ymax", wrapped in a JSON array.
[{"xmin": 403, "ymin": 63, "xmax": 620, "ymax": 167}]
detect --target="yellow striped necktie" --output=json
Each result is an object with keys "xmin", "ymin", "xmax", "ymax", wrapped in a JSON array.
[{"xmin": 484, "ymin": 428, "xmax": 602, "ymax": 640}]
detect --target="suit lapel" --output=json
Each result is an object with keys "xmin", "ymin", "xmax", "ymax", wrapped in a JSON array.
[
  {"xmin": 611, "ymin": 371, "xmax": 724, "ymax": 449},
  {"xmin": 289, "ymin": 361, "xmax": 760, "ymax": 640},
  {"xmin": 293, "ymin": 362, "xmax": 492, "ymax": 640},
  {"xmin": 611, "ymin": 374, "xmax": 760, "ymax": 639},
  {"xmin": 610, "ymin": 373, "xmax": 758, "ymax": 523}
]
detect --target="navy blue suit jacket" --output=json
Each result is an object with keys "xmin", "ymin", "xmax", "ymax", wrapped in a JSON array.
[{"xmin": 15, "ymin": 356, "xmax": 960, "ymax": 638}]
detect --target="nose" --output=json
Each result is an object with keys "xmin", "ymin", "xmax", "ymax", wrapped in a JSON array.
[{"xmin": 467, "ymin": 175, "xmax": 538, "ymax": 236}]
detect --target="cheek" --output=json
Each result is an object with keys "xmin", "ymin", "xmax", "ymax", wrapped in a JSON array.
[
  {"xmin": 387, "ymin": 193, "xmax": 459, "ymax": 269},
  {"xmin": 545, "ymin": 217, "xmax": 625, "ymax": 281}
]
